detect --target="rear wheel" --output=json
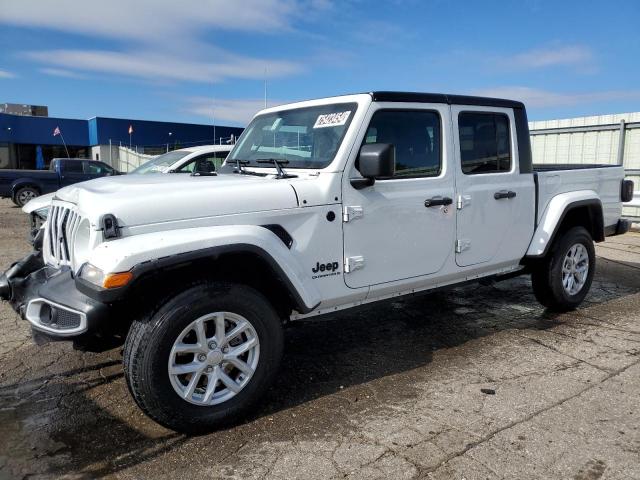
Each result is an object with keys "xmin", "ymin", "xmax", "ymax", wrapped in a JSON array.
[
  {"xmin": 531, "ymin": 226, "xmax": 595, "ymax": 311},
  {"xmin": 13, "ymin": 186, "xmax": 39, "ymax": 207},
  {"xmin": 123, "ymin": 282, "xmax": 283, "ymax": 434}
]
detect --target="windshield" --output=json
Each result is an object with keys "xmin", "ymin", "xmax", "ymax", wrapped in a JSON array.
[
  {"xmin": 131, "ymin": 151, "xmax": 190, "ymax": 174},
  {"xmin": 228, "ymin": 102, "xmax": 358, "ymax": 169}
]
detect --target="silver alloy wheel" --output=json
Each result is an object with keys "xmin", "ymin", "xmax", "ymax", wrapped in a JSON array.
[
  {"xmin": 18, "ymin": 189, "xmax": 37, "ymax": 205},
  {"xmin": 168, "ymin": 311, "xmax": 260, "ymax": 406},
  {"xmin": 562, "ymin": 243, "xmax": 589, "ymax": 295}
]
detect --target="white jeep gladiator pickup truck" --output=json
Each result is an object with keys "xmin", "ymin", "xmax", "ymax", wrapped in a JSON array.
[{"xmin": 0, "ymin": 92, "xmax": 634, "ymax": 433}]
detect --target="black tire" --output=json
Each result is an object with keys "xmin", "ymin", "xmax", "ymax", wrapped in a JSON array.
[
  {"xmin": 123, "ymin": 282, "xmax": 283, "ymax": 434},
  {"xmin": 13, "ymin": 186, "xmax": 39, "ymax": 207},
  {"xmin": 531, "ymin": 226, "xmax": 595, "ymax": 312}
]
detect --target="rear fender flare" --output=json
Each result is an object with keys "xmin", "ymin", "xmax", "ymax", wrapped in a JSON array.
[{"xmin": 526, "ymin": 191, "xmax": 603, "ymax": 257}]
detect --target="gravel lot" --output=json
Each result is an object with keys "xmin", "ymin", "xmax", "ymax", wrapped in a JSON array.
[{"xmin": 1, "ymin": 197, "xmax": 639, "ymax": 480}]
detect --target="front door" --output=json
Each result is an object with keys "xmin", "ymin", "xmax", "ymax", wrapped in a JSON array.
[
  {"xmin": 59, "ymin": 161, "xmax": 87, "ymax": 187},
  {"xmin": 451, "ymin": 106, "xmax": 534, "ymax": 267},
  {"xmin": 342, "ymin": 105, "xmax": 456, "ymax": 289}
]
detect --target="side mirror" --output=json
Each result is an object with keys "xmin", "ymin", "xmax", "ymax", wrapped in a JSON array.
[{"xmin": 350, "ymin": 143, "xmax": 395, "ymax": 189}]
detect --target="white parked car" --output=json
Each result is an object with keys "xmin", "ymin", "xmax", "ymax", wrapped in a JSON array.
[
  {"xmin": 0, "ymin": 91, "xmax": 634, "ymax": 434},
  {"xmin": 131, "ymin": 145, "xmax": 233, "ymax": 175},
  {"xmin": 22, "ymin": 145, "xmax": 234, "ymax": 237}
]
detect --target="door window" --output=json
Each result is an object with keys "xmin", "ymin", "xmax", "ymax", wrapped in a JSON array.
[
  {"xmin": 363, "ymin": 110, "xmax": 441, "ymax": 178},
  {"xmin": 83, "ymin": 161, "xmax": 113, "ymax": 174},
  {"xmin": 458, "ymin": 113, "xmax": 511, "ymax": 174},
  {"xmin": 175, "ymin": 155, "xmax": 216, "ymax": 173}
]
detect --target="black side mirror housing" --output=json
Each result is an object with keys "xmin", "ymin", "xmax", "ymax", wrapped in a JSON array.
[{"xmin": 351, "ymin": 143, "xmax": 395, "ymax": 189}]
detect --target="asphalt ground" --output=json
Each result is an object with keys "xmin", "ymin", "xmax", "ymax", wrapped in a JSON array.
[{"xmin": 1, "ymin": 197, "xmax": 639, "ymax": 479}]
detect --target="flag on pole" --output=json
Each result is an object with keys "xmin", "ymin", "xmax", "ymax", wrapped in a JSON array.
[
  {"xmin": 52, "ymin": 126, "xmax": 70, "ymax": 158},
  {"xmin": 128, "ymin": 125, "xmax": 133, "ymax": 135}
]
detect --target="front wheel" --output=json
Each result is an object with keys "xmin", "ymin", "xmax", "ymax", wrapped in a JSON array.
[
  {"xmin": 123, "ymin": 282, "xmax": 283, "ymax": 434},
  {"xmin": 531, "ymin": 226, "xmax": 595, "ymax": 312}
]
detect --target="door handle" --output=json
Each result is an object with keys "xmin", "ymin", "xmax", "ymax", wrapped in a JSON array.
[
  {"xmin": 424, "ymin": 196, "xmax": 453, "ymax": 207},
  {"xmin": 494, "ymin": 190, "xmax": 516, "ymax": 200}
]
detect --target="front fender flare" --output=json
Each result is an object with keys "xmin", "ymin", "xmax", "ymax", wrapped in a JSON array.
[
  {"xmin": 526, "ymin": 190, "xmax": 603, "ymax": 257},
  {"xmin": 81, "ymin": 225, "xmax": 322, "ymax": 313}
]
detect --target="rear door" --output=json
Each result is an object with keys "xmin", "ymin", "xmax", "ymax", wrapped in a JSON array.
[
  {"xmin": 452, "ymin": 106, "xmax": 534, "ymax": 267},
  {"xmin": 342, "ymin": 104, "xmax": 456, "ymax": 288}
]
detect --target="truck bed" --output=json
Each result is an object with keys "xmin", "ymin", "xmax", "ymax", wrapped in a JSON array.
[{"xmin": 535, "ymin": 164, "xmax": 624, "ymax": 229}]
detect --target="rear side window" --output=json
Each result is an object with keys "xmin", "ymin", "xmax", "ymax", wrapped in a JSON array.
[
  {"xmin": 364, "ymin": 110, "xmax": 441, "ymax": 178},
  {"xmin": 458, "ymin": 112, "xmax": 511, "ymax": 174}
]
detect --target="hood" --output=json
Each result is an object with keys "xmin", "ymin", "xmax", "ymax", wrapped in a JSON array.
[
  {"xmin": 23, "ymin": 192, "xmax": 56, "ymax": 214},
  {"xmin": 55, "ymin": 173, "xmax": 299, "ymax": 227}
]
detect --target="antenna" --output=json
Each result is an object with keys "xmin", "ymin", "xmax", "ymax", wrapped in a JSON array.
[{"xmin": 212, "ymin": 97, "xmax": 216, "ymax": 144}]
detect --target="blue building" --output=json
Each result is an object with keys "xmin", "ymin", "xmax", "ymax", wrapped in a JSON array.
[{"xmin": 0, "ymin": 112, "xmax": 244, "ymax": 170}]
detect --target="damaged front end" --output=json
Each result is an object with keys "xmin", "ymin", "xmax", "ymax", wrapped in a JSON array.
[
  {"xmin": 0, "ymin": 250, "xmax": 45, "ymax": 308},
  {"xmin": 0, "ymin": 229, "xmax": 112, "ymax": 348}
]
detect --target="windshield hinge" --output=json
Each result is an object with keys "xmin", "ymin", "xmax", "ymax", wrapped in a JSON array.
[{"xmin": 343, "ymin": 206, "xmax": 364, "ymax": 223}]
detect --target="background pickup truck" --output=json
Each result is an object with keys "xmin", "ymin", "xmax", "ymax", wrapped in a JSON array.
[
  {"xmin": 0, "ymin": 158, "xmax": 119, "ymax": 206},
  {"xmin": 0, "ymin": 91, "xmax": 634, "ymax": 433}
]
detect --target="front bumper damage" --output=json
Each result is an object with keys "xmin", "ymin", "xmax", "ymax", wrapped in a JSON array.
[{"xmin": 0, "ymin": 250, "xmax": 110, "ymax": 342}]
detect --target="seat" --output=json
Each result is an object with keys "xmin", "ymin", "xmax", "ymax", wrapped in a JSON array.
[{"xmin": 196, "ymin": 158, "xmax": 215, "ymax": 173}]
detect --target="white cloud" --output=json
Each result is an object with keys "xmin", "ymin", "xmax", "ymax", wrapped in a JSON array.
[
  {"xmin": 497, "ymin": 45, "xmax": 595, "ymax": 71},
  {"xmin": 0, "ymin": 0, "xmax": 303, "ymax": 43},
  {"xmin": 0, "ymin": 69, "xmax": 16, "ymax": 79},
  {"xmin": 39, "ymin": 67, "xmax": 86, "ymax": 79},
  {"xmin": 473, "ymin": 86, "xmax": 640, "ymax": 108},
  {"xmin": 3, "ymin": 1, "xmax": 323, "ymax": 84},
  {"xmin": 187, "ymin": 97, "xmax": 285, "ymax": 124},
  {"xmin": 27, "ymin": 49, "xmax": 302, "ymax": 84}
]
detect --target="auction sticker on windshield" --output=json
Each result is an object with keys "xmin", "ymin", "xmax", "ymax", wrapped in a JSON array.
[{"xmin": 313, "ymin": 111, "xmax": 351, "ymax": 128}]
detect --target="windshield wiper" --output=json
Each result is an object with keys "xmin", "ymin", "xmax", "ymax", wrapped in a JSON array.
[
  {"xmin": 223, "ymin": 159, "xmax": 267, "ymax": 177},
  {"xmin": 256, "ymin": 159, "xmax": 297, "ymax": 179}
]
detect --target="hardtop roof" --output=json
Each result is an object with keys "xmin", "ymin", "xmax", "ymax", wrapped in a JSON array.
[{"xmin": 369, "ymin": 91, "xmax": 525, "ymax": 109}]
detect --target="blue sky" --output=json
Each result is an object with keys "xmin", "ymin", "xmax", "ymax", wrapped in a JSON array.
[{"xmin": 1, "ymin": 0, "xmax": 639, "ymax": 126}]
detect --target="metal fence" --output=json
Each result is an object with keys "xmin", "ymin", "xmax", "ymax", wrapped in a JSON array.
[{"xmin": 529, "ymin": 112, "xmax": 640, "ymax": 220}]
